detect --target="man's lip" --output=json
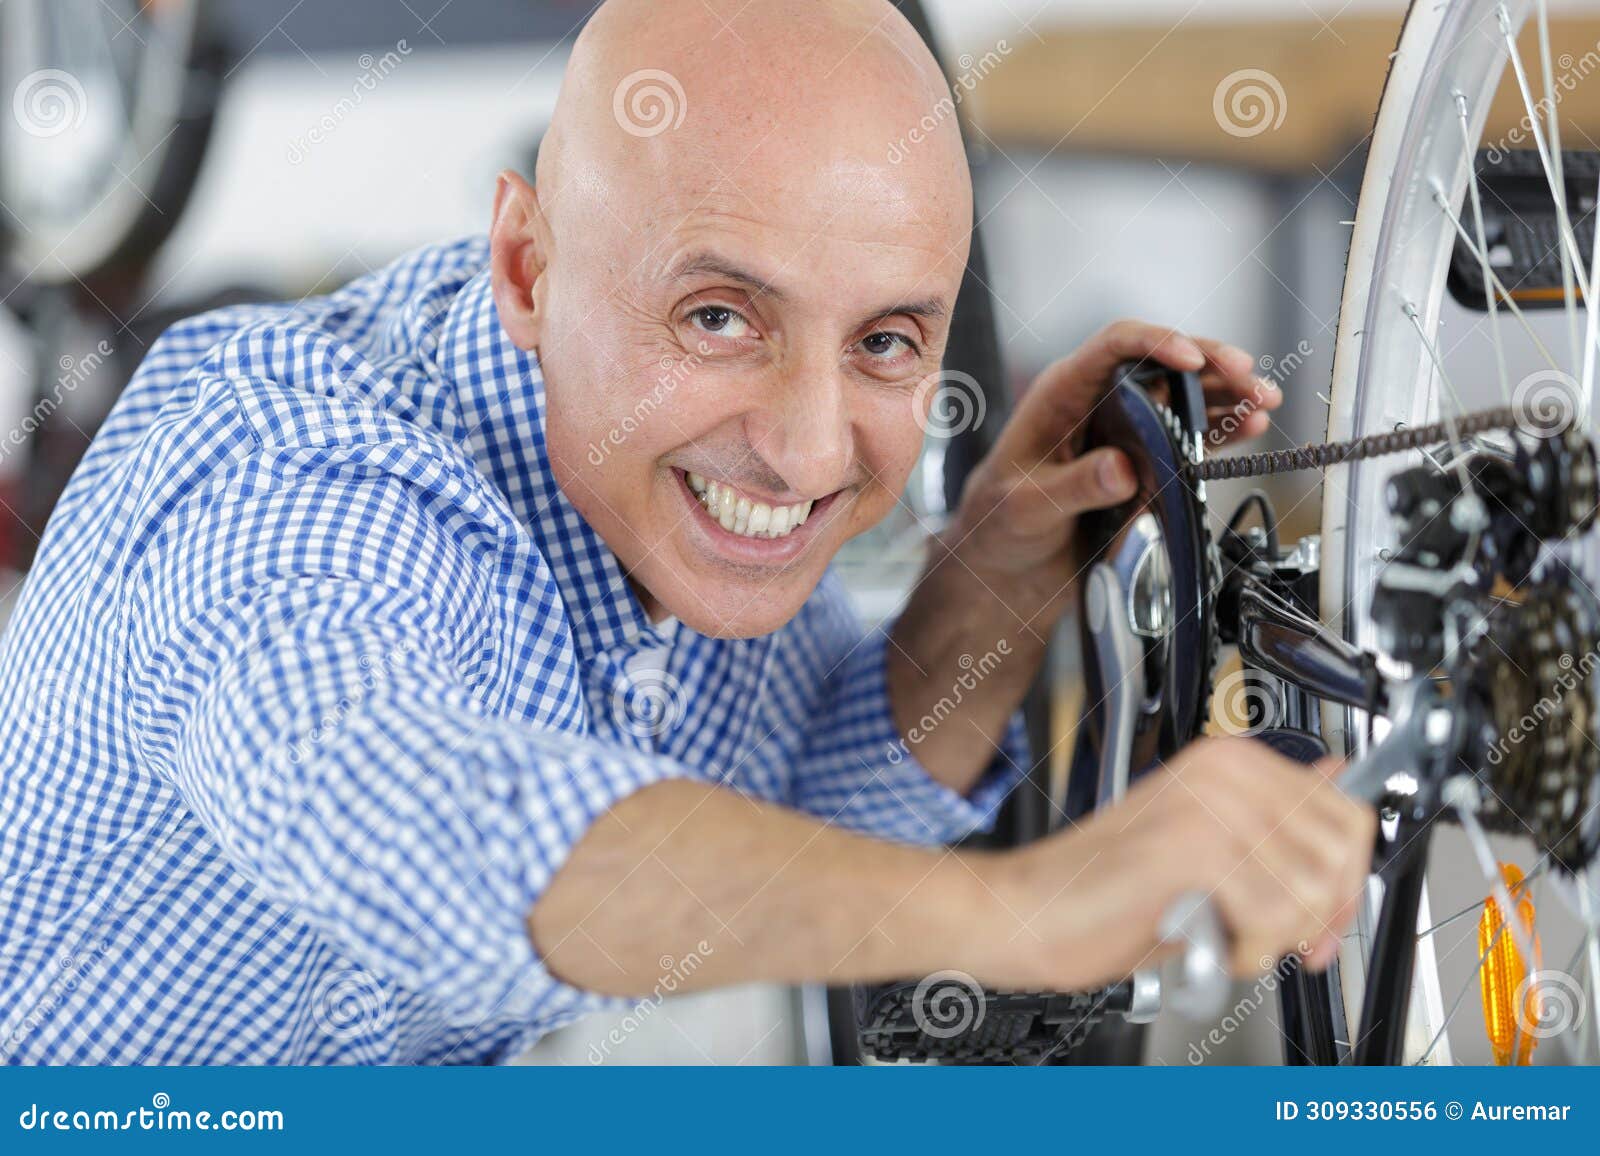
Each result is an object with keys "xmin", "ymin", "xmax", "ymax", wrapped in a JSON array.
[
  {"xmin": 672, "ymin": 468, "xmax": 841, "ymax": 559},
  {"xmin": 672, "ymin": 467, "xmax": 833, "ymax": 510}
]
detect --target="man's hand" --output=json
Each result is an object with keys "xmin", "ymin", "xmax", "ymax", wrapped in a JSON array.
[
  {"xmin": 945, "ymin": 320, "xmax": 1280, "ymax": 608},
  {"xmin": 971, "ymin": 737, "xmax": 1376, "ymax": 991},
  {"xmin": 889, "ymin": 320, "xmax": 1280, "ymax": 793}
]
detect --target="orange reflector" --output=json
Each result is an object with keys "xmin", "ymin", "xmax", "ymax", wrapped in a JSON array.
[{"xmin": 1477, "ymin": 862, "xmax": 1541, "ymax": 1066}]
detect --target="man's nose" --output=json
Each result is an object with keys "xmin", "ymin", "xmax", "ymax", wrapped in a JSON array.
[{"xmin": 746, "ymin": 361, "xmax": 854, "ymax": 499}]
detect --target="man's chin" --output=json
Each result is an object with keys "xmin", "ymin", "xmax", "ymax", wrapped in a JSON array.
[{"xmin": 646, "ymin": 565, "xmax": 819, "ymax": 639}]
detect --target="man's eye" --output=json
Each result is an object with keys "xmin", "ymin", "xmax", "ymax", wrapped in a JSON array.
[
  {"xmin": 860, "ymin": 331, "xmax": 916, "ymax": 358},
  {"xmin": 690, "ymin": 306, "xmax": 753, "ymax": 338}
]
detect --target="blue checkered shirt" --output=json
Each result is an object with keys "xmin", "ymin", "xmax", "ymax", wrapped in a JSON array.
[{"xmin": 0, "ymin": 238, "xmax": 1026, "ymax": 1064}]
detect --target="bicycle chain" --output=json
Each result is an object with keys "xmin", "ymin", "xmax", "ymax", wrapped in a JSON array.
[{"xmin": 1185, "ymin": 407, "xmax": 1522, "ymax": 482}]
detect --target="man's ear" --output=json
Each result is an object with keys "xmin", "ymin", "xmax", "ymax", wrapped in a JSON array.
[{"xmin": 489, "ymin": 170, "xmax": 547, "ymax": 351}]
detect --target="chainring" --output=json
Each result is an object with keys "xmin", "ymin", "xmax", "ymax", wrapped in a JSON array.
[
  {"xmin": 1155, "ymin": 397, "xmax": 1223, "ymax": 734},
  {"xmin": 1067, "ymin": 367, "xmax": 1219, "ymax": 814}
]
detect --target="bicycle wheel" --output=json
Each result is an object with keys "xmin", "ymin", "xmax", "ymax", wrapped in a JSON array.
[
  {"xmin": 1322, "ymin": 0, "xmax": 1600, "ymax": 1064},
  {"xmin": 0, "ymin": 0, "xmax": 212, "ymax": 282}
]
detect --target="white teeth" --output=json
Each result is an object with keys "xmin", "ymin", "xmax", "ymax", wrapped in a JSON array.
[{"xmin": 684, "ymin": 472, "xmax": 816, "ymax": 540}]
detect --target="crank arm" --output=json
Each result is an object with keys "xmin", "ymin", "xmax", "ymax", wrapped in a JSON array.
[{"xmin": 1086, "ymin": 561, "xmax": 1146, "ymax": 810}]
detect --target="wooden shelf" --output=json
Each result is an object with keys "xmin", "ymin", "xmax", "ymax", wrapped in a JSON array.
[{"xmin": 973, "ymin": 15, "xmax": 1600, "ymax": 170}]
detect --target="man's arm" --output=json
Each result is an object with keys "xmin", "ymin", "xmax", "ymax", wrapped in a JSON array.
[
  {"xmin": 885, "ymin": 532, "xmax": 1063, "ymax": 794},
  {"xmin": 530, "ymin": 780, "xmax": 1009, "ymax": 994},
  {"xmin": 530, "ymin": 737, "xmax": 1376, "ymax": 997}
]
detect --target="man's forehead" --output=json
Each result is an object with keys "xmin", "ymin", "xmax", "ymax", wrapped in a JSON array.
[
  {"xmin": 628, "ymin": 143, "xmax": 970, "ymax": 260},
  {"xmin": 656, "ymin": 242, "xmax": 956, "ymax": 323},
  {"xmin": 641, "ymin": 196, "xmax": 968, "ymax": 313},
  {"xmin": 540, "ymin": 0, "xmax": 973, "ymax": 267}
]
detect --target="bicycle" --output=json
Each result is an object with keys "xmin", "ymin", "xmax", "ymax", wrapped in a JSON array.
[{"xmin": 857, "ymin": 0, "xmax": 1600, "ymax": 1067}]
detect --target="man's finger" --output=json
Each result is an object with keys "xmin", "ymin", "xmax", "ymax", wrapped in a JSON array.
[
  {"xmin": 1032, "ymin": 447, "xmax": 1138, "ymax": 518},
  {"xmin": 1204, "ymin": 404, "xmax": 1271, "ymax": 443},
  {"xmin": 1193, "ymin": 336, "xmax": 1258, "ymax": 384},
  {"xmin": 1194, "ymin": 338, "xmax": 1282, "ymax": 422},
  {"xmin": 998, "ymin": 320, "xmax": 1206, "ymax": 465}
]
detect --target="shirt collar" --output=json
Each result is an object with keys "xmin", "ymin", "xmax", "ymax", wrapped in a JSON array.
[{"xmin": 433, "ymin": 264, "xmax": 656, "ymax": 662}]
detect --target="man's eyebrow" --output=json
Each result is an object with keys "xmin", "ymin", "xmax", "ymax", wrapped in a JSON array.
[
  {"xmin": 869, "ymin": 298, "xmax": 947, "ymax": 322},
  {"xmin": 668, "ymin": 252, "xmax": 948, "ymax": 322},
  {"xmin": 669, "ymin": 251, "xmax": 789, "ymax": 302}
]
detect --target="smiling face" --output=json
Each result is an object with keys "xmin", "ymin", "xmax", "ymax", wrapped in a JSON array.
[{"xmin": 490, "ymin": 0, "xmax": 973, "ymax": 638}]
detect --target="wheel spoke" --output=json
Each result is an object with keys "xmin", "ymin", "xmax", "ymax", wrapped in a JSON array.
[
  {"xmin": 1507, "ymin": 867, "xmax": 1548, "ymax": 1066},
  {"xmin": 1578, "ymin": 874, "xmax": 1600, "ymax": 1062},
  {"xmin": 1415, "ymin": 861, "xmax": 1549, "ymax": 941},
  {"xmin": 1445, "ymin": 780, "xmax": 1543, "ymax": 964},
  {"xmin": 1533, "ymin": 0, "xmax": 1583, "ymax": 372},
  {"xmin": 1435, "ymin": 188, "xmax": 1564, "ymax": 374},
  {"xmin": 1417, "ymin": 914, "xmax": 1510, "ymax": 1064},
  {"xmin": 1498, "ymin": 5, "xmax": 1589, "ymax": 294},
  {"xmin": 1454, "ymin": 94, "xmax": 1512, "ymax": 405},
  {"xmin": 1579, "ymin": 167, "xmax": 1600, "ymax": 427},
  {"xmin": 1403, "ymin": 303, "xmax": 1478, "ymax": 490}
]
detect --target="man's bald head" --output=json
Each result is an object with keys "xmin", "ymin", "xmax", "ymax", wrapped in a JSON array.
[
  {"xmin": 536, "ymin": 0, "xmax": 969, "ymax": 233},
  {"xmin": 489, "ymin": 0, "xmax": 978, "ymax": 638}
]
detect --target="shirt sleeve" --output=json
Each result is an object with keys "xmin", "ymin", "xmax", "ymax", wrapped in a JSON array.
[
  {"xmin": 122, "ymin": 411, "xmax": 701, "ymax": 1029},
  {"xmin": 785, "ymin": 575, "xmax": 1030, "ymax": 845}
]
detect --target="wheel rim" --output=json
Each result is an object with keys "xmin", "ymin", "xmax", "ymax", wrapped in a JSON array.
[{"xmin": 1321, "ymin": 0, "xmax": 1600, "ymax": 1064}]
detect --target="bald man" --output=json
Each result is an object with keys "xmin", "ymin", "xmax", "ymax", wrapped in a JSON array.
[{"xmin": 0, "ymin": 0, "xmax": 1372, "ymax": 1064}]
